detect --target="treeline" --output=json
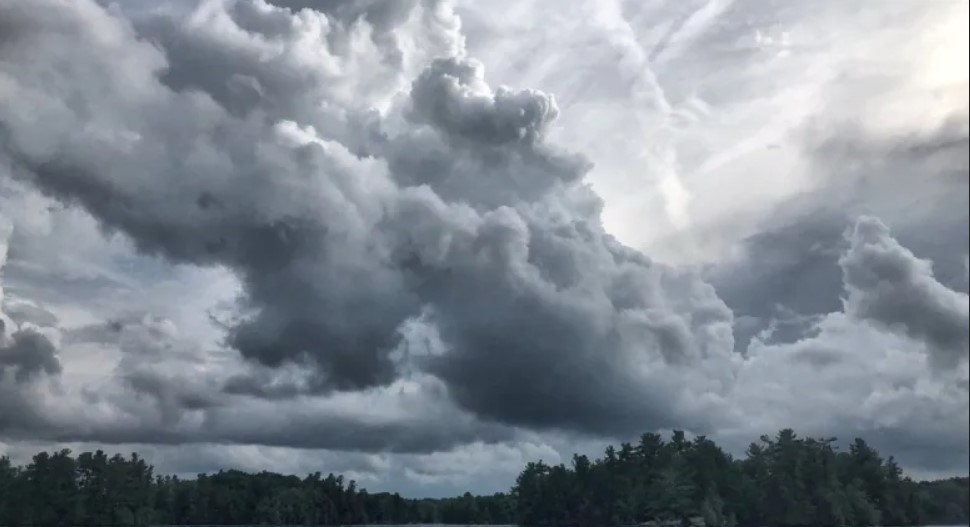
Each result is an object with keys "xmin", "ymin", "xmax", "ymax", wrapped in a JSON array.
[
  {"xmin": 512, "ymin": 429, "xmax": 969, "ymax": 526},
  {"xmin": 0, "ymin": 429, "xmax": 966, "ymax": 526},
  {"xmin": 0, "ymin": 451, "xmax": 513, "ymax": 525}
]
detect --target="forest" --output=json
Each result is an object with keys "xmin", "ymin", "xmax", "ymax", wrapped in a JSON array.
[{"xmin": 0, "ymin": 429, "xmax": 966, "ymax": 526}]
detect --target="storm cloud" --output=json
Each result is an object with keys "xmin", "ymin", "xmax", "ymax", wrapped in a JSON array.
[
  {"xmin": 0, "ymin": 0, "xmax": 967, "ymax": 495},
  {"xmin": 0, "ymin": 0, "xmax": 737, "ymax": 437}
]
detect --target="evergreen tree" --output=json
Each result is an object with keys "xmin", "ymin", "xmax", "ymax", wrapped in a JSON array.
[{"xmin": 0, "ymin": 430, "xmax": 965, "ymax": 526}]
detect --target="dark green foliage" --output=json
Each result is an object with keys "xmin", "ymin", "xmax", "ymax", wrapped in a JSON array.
[
  {"xmin": 0, "ymin": 449, "xmax": 513, "ymax": 526},
  {"xmin": 918, "ymin": 476, "xmax": 970, "ymax": 525},
  {"xmin": 0, "ymin": 430, "xmax": 965, "ymax": 526},
  {"xmin": 511, "ymin": 429, "xmax": 968, "ymax": 527}
]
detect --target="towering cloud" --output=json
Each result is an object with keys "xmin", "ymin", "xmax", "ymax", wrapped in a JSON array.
[{"xmin": 0, "ymin": 0, "xmax": 735, "ymax": 436}]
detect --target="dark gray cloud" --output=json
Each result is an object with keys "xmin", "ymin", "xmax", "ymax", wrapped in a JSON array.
[
  {"xmin": 708, "ymin": 211, "xmax": 846, "ymax": 352},
  {"xmin": 0, "ymin": 327, "xmax": 60, "ymax": 383},
  {"xmin": 808, "ymin": 119, "xmax": 970, "ymax": 292},
  {"xmin": 408, "ymin": 57, "xmax": 561, "ymax": 147},
  {"xmin": 724, "ymin": 214, "xmax": 969, "ymax": 476},
  {"xmin": 709, "ymin": 117, "xmax": 970, "ymax": 352},
  {"xmin": 1, "ymin": 231, "xmax": 61, "ymax": 383},
  {"xmin": 136, "ymin": 5, "xmax": 394, "ymax": 154},
  {"xmin": 841, "ymin": 216, "xmax": 969, "ymax": 370},
  {"xmin": 0, "ymin": 0, "xmax": 735, "ymax": 442},
  {"xmin": 387, "ymin": 57, "xmax": 590, "ymax": 209},
  {"xmin": 0, "ymin": 307, "xmax": 516, "ymax": 454}
]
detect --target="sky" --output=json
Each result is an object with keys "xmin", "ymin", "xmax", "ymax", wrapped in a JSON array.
[{"xmin": 0, "ymin": 0, "xmax": 967, "ymax": 498}]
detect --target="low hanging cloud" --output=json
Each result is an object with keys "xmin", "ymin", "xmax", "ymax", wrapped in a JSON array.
[{"xmin": 0, "ymin": 0, "xmax": 968, "ymax": 490}]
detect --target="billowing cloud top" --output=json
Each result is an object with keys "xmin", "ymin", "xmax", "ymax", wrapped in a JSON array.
[{"xmin": 0, "ymin": 0, "xmax": 967, "ymax": 495}]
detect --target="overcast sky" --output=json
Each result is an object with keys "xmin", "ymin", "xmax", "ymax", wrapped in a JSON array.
[{"xmin": 0, "ymin": 0, "xmax": 967, "ymax": 498}]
